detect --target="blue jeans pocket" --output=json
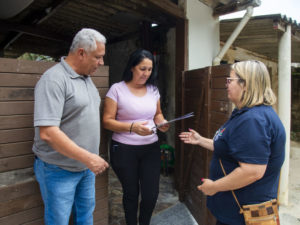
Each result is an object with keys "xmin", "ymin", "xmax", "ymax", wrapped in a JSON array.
[{"xmin": 43, "ymin": 161, "xmax": 63, "ymax": 171}]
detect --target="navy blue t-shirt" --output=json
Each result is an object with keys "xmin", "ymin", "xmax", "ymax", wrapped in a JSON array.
[{"xmin": 207, "ymin": 105, "xmax": 286, "ymax": 225}]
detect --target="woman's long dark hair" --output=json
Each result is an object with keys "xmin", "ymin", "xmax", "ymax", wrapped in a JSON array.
[{"xmin": 122, "ymin": 49, "xmax": 158, "ymax": 86}]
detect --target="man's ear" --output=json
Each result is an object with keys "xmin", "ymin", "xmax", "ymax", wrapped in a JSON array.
[{"xmin": 77, "ymin": 48, "xmax": 85, "ymax": 58}]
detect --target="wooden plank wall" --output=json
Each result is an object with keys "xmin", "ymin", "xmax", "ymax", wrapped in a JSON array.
[
  {"xmin": 179, "ymin": 64, "xmax": 231, "ymax": 225},
  {"xmin": 209, "ymin": 65, "xmax": 232, "ymax": 137},
  {"xmin": 0, "ymin": 58, "xmax": 109, "ymax": 225},
  {"xmin": 180, "ymin": 67, "xmax": 211, "ymax": 224}
]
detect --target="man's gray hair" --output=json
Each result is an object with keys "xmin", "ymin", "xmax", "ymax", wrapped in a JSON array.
[{"xmin": 70, "ymin": 28, "xmax": 106, "ymax": 53}]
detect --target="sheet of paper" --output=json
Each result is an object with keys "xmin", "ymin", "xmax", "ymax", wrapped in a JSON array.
[{"xmin": 153, "ymin": 112, "xmax": 194, "ymax": 129}]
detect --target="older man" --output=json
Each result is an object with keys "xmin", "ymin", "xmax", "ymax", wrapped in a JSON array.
[{"xmin": 33, "ymin": 28, "xmax": 109, "ymax": 225}]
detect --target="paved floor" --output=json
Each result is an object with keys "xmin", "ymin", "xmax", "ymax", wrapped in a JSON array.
[
  {"xmin": 150, "ymin": 202, "xmax": 198, "ymax": 225},
  {"xmin": 279, "ymin": 141, "xmax": 300, "ymax": 225},
  {"xmin": 108, "ymin": 169, "xmax": 179, "ymax": 225}
]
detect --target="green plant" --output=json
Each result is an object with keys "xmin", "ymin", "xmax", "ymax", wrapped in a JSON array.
[
  {"xmin": 18, "ymin": 53, "xmax": 54, "ymax": 61},
  {"xmin": 290, "ymin": 131, "xmax": 300, "ymax": 141}
]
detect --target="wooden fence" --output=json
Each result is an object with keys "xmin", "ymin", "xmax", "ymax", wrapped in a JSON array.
[
  {"xmin": 0, "ymin": 58, "xmax": 109, "ymax": 225},
  {"xmin": 177, "ymin": 64, "xmax": 232, "ymax": 225}
]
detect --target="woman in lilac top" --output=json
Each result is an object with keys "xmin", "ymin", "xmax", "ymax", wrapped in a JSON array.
[{"xmin": 103, "ymin": 49, "xmax": 169, "ymax": 225}]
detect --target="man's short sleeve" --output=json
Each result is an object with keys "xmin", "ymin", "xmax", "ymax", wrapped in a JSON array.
[
  {"xmin": 228, "ymin": 115, "xmax": 271, "ymax": 164},
  {"xmin": 34, "ymin": 78, "xmax": 65, "ymax": 127}
]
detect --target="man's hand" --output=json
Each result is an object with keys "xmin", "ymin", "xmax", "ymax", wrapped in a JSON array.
[
  {"xmin": 86, "ymin": 153, "xmax": 109, "ymax": 175},
  {"xmin": 39, "ymin": 126, "xmax": 109, "ymax": 175}
]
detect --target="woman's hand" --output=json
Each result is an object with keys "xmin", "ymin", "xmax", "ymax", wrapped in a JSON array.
[
  {"xmin": 179, "ymin": 128, "xmax": 201, "ymax": 145},
  {"xmin": 153, "ymin": 100, "xmax": 170, "ymax": 133},
  {"xmin": 131, "ymin": 121, "xmax": 153, "ymax": 136},
  {"xmin": 157, "ymin": 120, "xmax": 170, "ymax": 133},
  {"xmin": 197, "ymin": 178, "xmax": 218, "ymax": 196}
]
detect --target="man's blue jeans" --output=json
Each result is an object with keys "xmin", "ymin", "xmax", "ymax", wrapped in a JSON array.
[{"xmin": 34, "ymin": 157, "xmax": 95, "ymax": 225}]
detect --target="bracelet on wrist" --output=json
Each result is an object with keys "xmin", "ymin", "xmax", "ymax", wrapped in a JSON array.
[{"xmin": 129, "ymin": 122, "xmax": 134, "ymax": 133}]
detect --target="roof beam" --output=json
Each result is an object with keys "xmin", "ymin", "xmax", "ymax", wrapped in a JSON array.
[
  {"xmin": 273, "ymin": 21, "xmax": 286, "ymax": 32},
  {"xmin": 292, "ymin": 31, "xmax": 300, "ymax": 42},
  {"xmin": 0, "ymin": 20, "xmax": 70, "ymax": 43},
  {"xmin": 95, "ymin": 0, "xmax": 176, "ymax": 24},
  {"xmin": 144, "ymin": 0, "xmax": 185, "ymax": 19},
  {"xmin": 0, "ymin": 0, "xmax": 69, "ymax": 52},
  {"xmin": 273, "ymin": 20, "xmax": 300, "ymax": 42},
  {"xmin": 213, "ymin": 0, "xmax": 260, "ymax": 17}
]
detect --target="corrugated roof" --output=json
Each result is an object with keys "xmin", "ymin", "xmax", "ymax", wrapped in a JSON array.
[
  {"xmin": 220, "ymin": 14, "xmax": 300, "ymax": 62},
  {"xmin": 0, "ymin": 0, "xmax": 182, "ymax": 58},
  {"xmin": 0, "ymin": 0, "xmax": 265, "ymax": 59}
]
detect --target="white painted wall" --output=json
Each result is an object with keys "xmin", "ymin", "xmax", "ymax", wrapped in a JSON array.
[{"xmin": 186, "ymin": 0, "xmax": 220, "ymax": 70}]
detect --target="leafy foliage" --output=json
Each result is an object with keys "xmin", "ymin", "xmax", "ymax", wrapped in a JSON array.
[{"xmin": 18, "ymin": 53, "xmax": 54, "ymax": 62}]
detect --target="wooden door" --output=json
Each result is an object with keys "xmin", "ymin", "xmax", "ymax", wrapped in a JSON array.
[{"xmin": 176, "ymin": 64, "xmax": 232, "ymax": 225}]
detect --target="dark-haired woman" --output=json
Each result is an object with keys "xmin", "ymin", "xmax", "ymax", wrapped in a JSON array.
[{"xmin": 103, "ymin": 49, "xmax": 169, "ymax": 225}]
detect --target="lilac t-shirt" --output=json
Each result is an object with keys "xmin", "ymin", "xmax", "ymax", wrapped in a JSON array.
[{"xmin": 106, "ymin": 81, "xmax": 160, "ymax": 145}]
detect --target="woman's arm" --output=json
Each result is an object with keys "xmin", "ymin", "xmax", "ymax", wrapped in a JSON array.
[
  {"xmin": 102, "ymin": 97, "xmax": 153, "ymax": 136},
  {"xmin": 153, "ymin": 100, "xmax": 169, "ymax": 132},
  {"xmin": 102, "ymin": 97, "xmax": 131, "ymax": 132},
  {"xmin": 198, "ymin": 162, "xmax": 267, "ymax": 196},
  {"xmin": 179, "ymin": 129, "xmax": 214, "ymax": 151}
]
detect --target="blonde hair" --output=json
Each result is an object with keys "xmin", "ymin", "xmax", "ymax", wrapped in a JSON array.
[{"xmin": 231, "ymin": 60, "xmax": 276, "ymax": 108}]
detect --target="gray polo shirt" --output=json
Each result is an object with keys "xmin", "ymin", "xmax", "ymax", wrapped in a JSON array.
[{"xmin": 32, "ymin": 57, "xmax": 101, "ymax": 171}]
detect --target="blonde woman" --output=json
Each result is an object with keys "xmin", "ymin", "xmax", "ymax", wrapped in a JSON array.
[{"xmin": 179, "ymin": 61, "xmax": 286, "ymax": 225}]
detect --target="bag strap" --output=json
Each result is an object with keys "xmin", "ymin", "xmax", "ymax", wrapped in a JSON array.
[{"xmin": 219, "ymin": 159, "xmax": 244, "ymax": 214}]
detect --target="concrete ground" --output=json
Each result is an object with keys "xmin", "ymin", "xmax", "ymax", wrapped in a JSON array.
[
  {"xmin": 279, "ymin": 141, "xmax": 300, "ymax": 225},
  {"xmin": 150, "ymin": 202, "xmax": 198, "ymax": 225},
  {"xmin": 108, "ymin": 169, "xmax": 179, "ymax": 225}
]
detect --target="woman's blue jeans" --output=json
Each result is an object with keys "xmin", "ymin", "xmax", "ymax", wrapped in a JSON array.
[{"xmin": 34, "ymin": 157, "xmax": 95, "ymax": 225}]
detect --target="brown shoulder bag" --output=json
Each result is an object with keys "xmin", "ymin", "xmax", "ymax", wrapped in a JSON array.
[{"xmin": 219, "ymin": 159, "xmax": 280, "ymax": 225}]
